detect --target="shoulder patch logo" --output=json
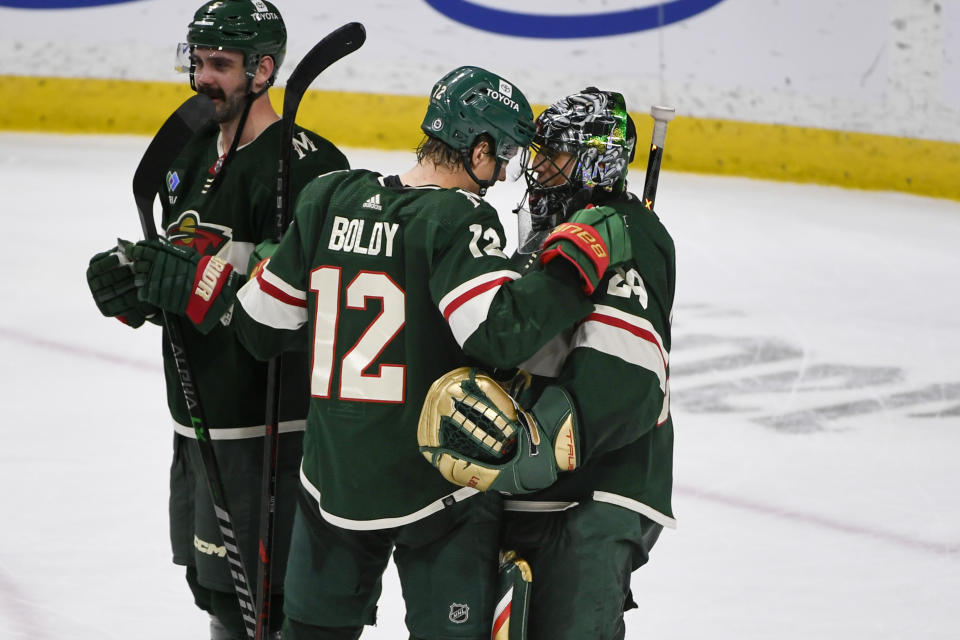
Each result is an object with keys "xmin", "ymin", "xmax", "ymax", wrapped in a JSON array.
[
  {"xmin": 166, "ymin": 170, "xmax": 180, "ymax": 193},
  {"xmin": 448, "ymin": 603, "xmax": 469, "ymax": 624},
  {"xmin": 166, "ymin": 211, "xmax": 233, "ymax": 257},
  {"xmin": 292, "ymin": 131, "xmax": 319, "ymax": 160},
  {"xmin": 362, "ymin": 193, "xmax": 383, "ymax": 211}
]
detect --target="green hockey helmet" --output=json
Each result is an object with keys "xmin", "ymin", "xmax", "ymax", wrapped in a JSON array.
[
  {"xmin": 421, "ymin": 66, "xmax": 535, "ymax": 163},
  {"xmin": 178, "ymin": 0, "xmax": 287, "ymax": 89}
]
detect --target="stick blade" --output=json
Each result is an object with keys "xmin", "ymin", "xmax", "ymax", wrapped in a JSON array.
[
  {"xmin": 282, "ymin": 22, "xmax": 367, "ymax": 121},
  {"xmin": 132, "ymin": 93, "xmax": 213, "ymax": 237}
]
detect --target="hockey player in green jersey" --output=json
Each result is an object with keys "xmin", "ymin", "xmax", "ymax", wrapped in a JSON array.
[
  {"xmin": 418, "ymin": 88, "xmax": 676, "ymax": 640},
  {"xmin": 123, "ymin": 66, "xmax": 632, "ymax": 639},
  {"xmin": 84, "ymin": 2, "xmax": 348, "ymax": 638}
]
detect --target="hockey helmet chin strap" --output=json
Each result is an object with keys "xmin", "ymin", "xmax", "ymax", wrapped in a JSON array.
[
  {"xmin": 460, "ymin": 144, "xmax": 506, "ymax": 198},
  {"xmin": 206, "ymin": 75, "xmax": 271, "ymax": 194}
]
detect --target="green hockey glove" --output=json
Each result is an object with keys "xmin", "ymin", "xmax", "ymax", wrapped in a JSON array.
[
  {"xmin": 540, "ymin": 205, "xmax": 632, "ymax": 295},
  {"xmin": 86, "ymin": 242, "xmax": 159, "ymax": 328},
  {"xmin": 418, "ymin": 367, "xmax": 580, "ymax": 495},
  {"xmin": 128, "ymin": 238, "xmax": 241, "ymax": 334}
]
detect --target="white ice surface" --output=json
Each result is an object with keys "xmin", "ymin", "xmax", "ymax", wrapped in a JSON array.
[{"xmin": 0, "ymin": 134, "xmax": 958, "ymax": 639}]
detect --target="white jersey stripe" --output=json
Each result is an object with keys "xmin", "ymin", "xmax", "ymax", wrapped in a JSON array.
[
  {"xmin": 591, "ymin": 304, "xmax": 668, "ymax": 365},
  {"xmin": 593, "ymin": 491, "xmax": 678, "ymax": 529},
  {"xmin": 573, "ymin": 307, "xmax": 668, "ymax": 390},
  {"xmin": 172, "ymin": 418, "xmax": 306, "ymax": 440},
  {"xmin": 439, "ymin": 270, "xmax": 520, "ymax": 347},
  {"xmin": 260, "ymin": 265, "xmax": 308, "ymax": 303},
  {"xmin": 224, "ymin": 240, "xmax": 255, "ymax": 274},
  {"xmin": 502, "ymin": 500, "xmax": 579, "ymax": 512},
  {"xmin": 237, "ymin": 271, "xmax": 307, "ymax": 331},
  {"xmin": 504, "ymin": 493, "xmax": 677, "ymax": 529},
  {"xmin": 300, "ymin": 466, "xmax": 479, "ymax": 530}
]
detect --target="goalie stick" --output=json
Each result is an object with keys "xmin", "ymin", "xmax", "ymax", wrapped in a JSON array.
[
  {"xmin": 641, "ymin": 105, "xmax": 676, "ymax": 210},
  {"xmin": 255, "ymin": 22, "xmax": 367, "ymax": 640},
  {"xmin": 131, "ymin": 92, "xmax": 268, "ymax": 638}
]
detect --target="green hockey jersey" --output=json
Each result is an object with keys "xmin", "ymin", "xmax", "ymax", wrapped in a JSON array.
[
  {"xmin": 232, "ymin": 169, "xmax": 594, "ymax": 528},
  {"xmin": 506, "ymin": 192, "xmax": 677, "ymax": 529},
  {"xmin": 158, "ymin": 120, "xmax": 349, "ymax": 439}
]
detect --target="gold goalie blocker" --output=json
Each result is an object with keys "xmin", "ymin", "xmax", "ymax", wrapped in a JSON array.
[{"xmin": 417, "ymin": 367, "xmax": 580, "ymax": 495}]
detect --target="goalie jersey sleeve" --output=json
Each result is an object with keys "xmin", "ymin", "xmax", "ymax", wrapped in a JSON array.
[
  {"xmin": 514, "ymin": 193, "xmax": 677, "ymax": 528},
  {"xmin": 562, "ymin": 196, "xmax": 674, "ymax": 456},
  {"xmin": 232, "ymin": 169, "xmax": 593, "ymax": 526}
]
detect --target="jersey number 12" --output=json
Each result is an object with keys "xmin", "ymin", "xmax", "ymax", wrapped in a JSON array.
[{"xmin": 310, "ymin": 266, "xmax": 406, "ymax": 403}]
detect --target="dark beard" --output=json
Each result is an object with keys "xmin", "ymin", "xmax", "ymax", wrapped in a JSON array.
[
  {"xmin": 197, "ymin": 86, "xmax": 246, "ymax": 124},
  {"xmin": 211, "ymin": 92, "xmax": 247, "ymax": 124}
]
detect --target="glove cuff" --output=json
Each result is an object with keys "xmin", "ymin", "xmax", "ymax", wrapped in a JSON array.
[
  {"xmin": 185, "ymin": 255, "xmax": 235, "ymax": 328},
  {"xmin": 540, "ymin": 222, "xmax": 610, "ymax": 295},
  {"xmin": 530, "ymin": 385, "xmax": 581, "ymax": 472}
]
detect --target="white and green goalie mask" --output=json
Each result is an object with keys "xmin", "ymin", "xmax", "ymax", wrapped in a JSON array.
[{"xmin": 517, "ymin": 88, "xmax": 637, "ymax": 253}]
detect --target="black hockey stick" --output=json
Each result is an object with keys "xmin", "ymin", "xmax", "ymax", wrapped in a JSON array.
[
  {"xmin": 132, "ymin": 94, "xmax": 263, "ymax": 640},
  {"xmin": 132, "ymin": 94, "xmax": 212, "ymax": 219},
  {"xmin": 255, "ymin": 22, "xmax": 367, "ymax": 640},
  {"xmin": 641, "ymin": 105, "xmax": 676, "ymax": 210}
]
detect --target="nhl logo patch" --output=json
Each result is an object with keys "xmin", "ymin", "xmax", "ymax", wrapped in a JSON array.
[{"xmin": 448, "ymin": 603, "xmax": 469, "ymax": 624}]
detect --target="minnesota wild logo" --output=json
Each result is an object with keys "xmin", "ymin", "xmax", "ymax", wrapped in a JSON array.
[{"xmin": 166, "ymin": 211, "xmax": 232, "ymax": 256}]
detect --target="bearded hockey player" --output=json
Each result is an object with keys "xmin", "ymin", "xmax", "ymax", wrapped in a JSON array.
[{"xmin": 84, "ymin": 2, "xmax": 348, "ymax": 638}]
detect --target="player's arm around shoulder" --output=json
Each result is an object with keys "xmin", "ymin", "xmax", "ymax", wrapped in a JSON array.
[
  {"xmin": 425, "ymin": 192, "xmax": 593, "ymax": 369},
  {"xmin": 555, "ymin": 200, "xmax": 675, "ymax": 457}
]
